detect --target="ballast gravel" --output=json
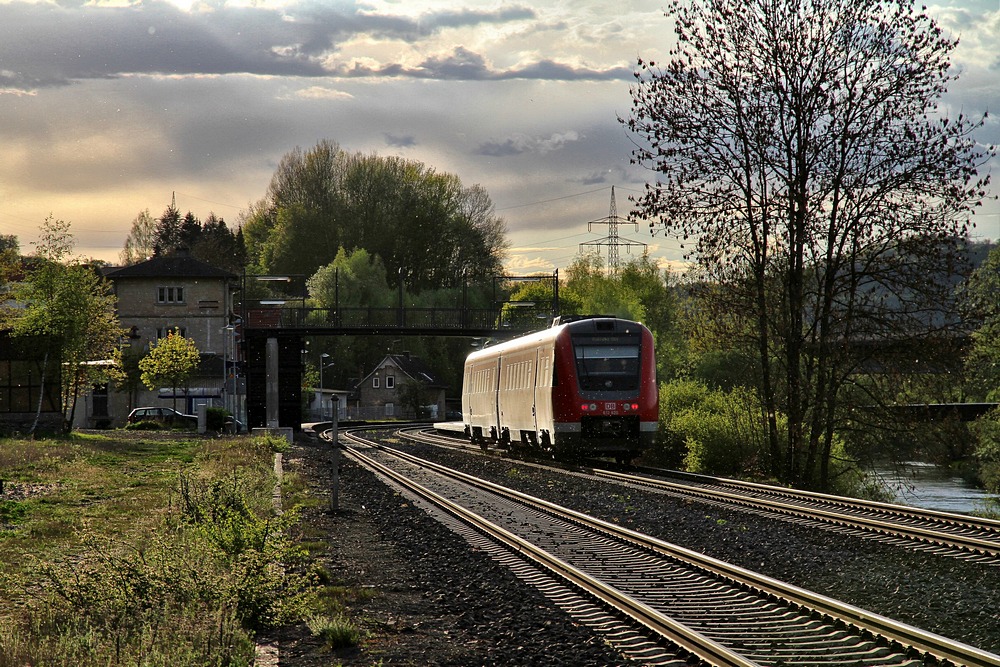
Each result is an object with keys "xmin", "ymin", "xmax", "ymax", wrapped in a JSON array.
[{"xmin": 281, "ymin": 433, "xmax": 1000, "ymax": 665}]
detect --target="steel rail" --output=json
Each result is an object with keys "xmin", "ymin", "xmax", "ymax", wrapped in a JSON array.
[
  {"xmin": 587, "ymin": 467, "xmax": 1000, "ymax": 558},
  {"xmin": 360, "ymin": 434, "xmax": 1000, "ymax": 667},
  {"xmin": 342, "ymin": 439, "xmax": 758, "ymax": 667},
  {"xmin": 618, "ymin": 465, "xmax": 1000, "ymax": 533},
  {"xmin": 409, "ymin": 426, "xmax": 1000, "ymax": 561}
]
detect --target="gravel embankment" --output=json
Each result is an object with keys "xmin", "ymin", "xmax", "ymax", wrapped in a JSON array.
[{"xmin": 286, "ymin": 434, "xmax": 1000, "ymax": 665}]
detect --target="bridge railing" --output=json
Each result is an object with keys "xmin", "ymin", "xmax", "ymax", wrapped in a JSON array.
[{"xmin": 245, "ymin": 305, "xmax": 551, "ymax": 332}]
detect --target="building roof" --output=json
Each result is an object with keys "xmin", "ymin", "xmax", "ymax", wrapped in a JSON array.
[
  {"xmin": 356, "ymin": 352, "xmax": 447, "ymax": 389},
  {"xmin": 103, "ymin": 250, "xmax": 236, "ymax": 280}
]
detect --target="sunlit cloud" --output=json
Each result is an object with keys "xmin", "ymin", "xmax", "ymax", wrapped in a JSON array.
[{"xmin": 292, "ymin": 86, "xmax": 354, "ymax": 100}]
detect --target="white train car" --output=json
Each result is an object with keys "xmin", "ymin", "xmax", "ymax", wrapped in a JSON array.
[{"xmin": 462, "ymin": 316, "xmax": 658, "ymax": 460}]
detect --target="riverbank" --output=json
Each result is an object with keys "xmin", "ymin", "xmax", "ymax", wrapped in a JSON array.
[{"xmin": 873, "ymin": 460, "xmax": 1000, "ymax": 514}]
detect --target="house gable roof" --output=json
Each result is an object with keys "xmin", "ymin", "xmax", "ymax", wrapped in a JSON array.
[{"xmin": 355, "ymin": 353, "xmax": 447, "ymax": 389}]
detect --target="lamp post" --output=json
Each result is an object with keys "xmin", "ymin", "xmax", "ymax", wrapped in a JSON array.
[{"xmin": 320, "ymin": 353, "xmax": 331, "ymax": 421}]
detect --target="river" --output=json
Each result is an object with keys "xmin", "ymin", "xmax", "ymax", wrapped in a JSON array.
[{"xmin": 873, "ymin": 461, "xmax": 999, "ymax": 515}]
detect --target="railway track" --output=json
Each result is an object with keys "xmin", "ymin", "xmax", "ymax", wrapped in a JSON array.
[
  {"xmin": 405, "ymin": 426, "xmax": 1000, "ymax": 566},
  {"xmin": 337, "ymin": 429, "xmax": 1000, "ymax": 667}
]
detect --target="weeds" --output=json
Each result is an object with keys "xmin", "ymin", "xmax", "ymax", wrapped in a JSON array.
[
  {"xmin": 252, "ymin": 431, "xmax": 291, "ymax": 453},
  {"xmin": 305, "ymin": 613, "xmax": 363, "ymax": 649},
  {"xmin": 0, "ymin": 433, "xmax": 317, "ymax": 666}
]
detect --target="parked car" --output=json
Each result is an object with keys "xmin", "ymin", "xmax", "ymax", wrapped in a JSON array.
[{"xmin": 126, "ymin": 406, "xmax": 198, "ymax": 428}]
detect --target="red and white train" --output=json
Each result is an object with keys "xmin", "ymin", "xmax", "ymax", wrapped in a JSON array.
[{"xmin": 461, "ymin": 316, "xmax": 658, "ymax": 460}]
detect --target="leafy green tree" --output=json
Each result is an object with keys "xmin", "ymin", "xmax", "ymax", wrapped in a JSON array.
[
  {"xmin": 1, "ymin": 234, "xmax": 19, "ymax": 276},
  {"xmin": 195, "ymin": 213, "xmax": 246, "ymax": 273},
  {"xmin": 0, "ymin": 235, "xmax": 19, "ymax": 296},
  {"xmin": 399, "ymin": 379, "xmax": 428, "ymax": 418},
  {"xmin": 960, "ymin": 243, "xmax": 1000, "ymax": 401},
  {"xmin": 624, "ymin": 0, "xmax": 994, "ymax": 489},
  {"xmin": 561, "ymin": 252, "xmax": 682, "ymax": 379},
  {"xmin": 179, "ymin": 211, "xmax": 201, "ymax": 250},
  {"xmin": 958, "ymin": 243, "xmax": 1000, "ymax": 493},
  {"xmin": 112, "ymin": 345, "xmax": 146, "ymax": 414},
  {"xmin": 499, "ymin": 276, "xmax": 569, "ymax": 330},
  {"xmin": 306, "ymin": 247, "xmax": 492, "ymax": 395},
  {"xmin": 139, "ymin": 331, "xmax": 201, "ymax": 413},
  {"xmin": 241, "ymin": 140, "xmax": 508, "ymax": 289},
  {"xmin": 969, "ymin": 409, "xmax": 1000, "ymax": 494},
  {"xmin": 3, "ymin": 217, "xmax": 124, "ymax": 433},
  {"xmin": 307, "ymin": 247, "xmax": 394, "ymax": 310}
]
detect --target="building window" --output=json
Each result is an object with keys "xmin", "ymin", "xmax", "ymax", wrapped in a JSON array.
[
  {"xmin": 372, "ymin": 377, "xmax": 380, "ymax": 389},
  {"xmin": 157, "ymin": 286, "xmax": 185, "ymax": 304},
  {"xmin": 92, "ymin": 384, "xmax": 109, "ymax": 417},
  {"xmin": 386, "ymin": 376, "xmax": 395, "ymax": 389},
  {"xmin": 155, "ymin": 326, "xmax": 186, "ymax": 341},
  {"xmin": 384, "ymin": 403, "xmax": 394, "ymax": 416}
]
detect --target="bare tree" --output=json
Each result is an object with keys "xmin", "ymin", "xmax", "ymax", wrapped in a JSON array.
[
  {"xmin": 624, "ymin": 0, "xmax": 994, "ymax": 489},
  {"xmin": 119, "ymin": 209, "xmax": 158, "ymax": 265}
]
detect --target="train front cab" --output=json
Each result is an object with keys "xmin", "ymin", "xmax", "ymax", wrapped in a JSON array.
[{"xmin": 549, "ymin": 318, "xmax": 658, "ymax": 461}]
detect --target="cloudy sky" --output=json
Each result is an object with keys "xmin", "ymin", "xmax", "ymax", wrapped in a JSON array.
[{"xmin": 1, "ymin": 0, "xmax": 998, "ymax": 274}]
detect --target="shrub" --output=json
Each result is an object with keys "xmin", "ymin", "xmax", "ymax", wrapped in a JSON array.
[
  {"xmin": 969, "ymin": 408, "xmax": 1000, "ymax": 494},
  {"xmin": 647, "ymin": 379, "xmax": 775, "ymax": 478},
  {"xmin": 645, "ymin": 379, "xmax": 711, "ymax": 468},
  {"xmin": 251, "ymin": 431, "xmax": 291, "ymax": 453},
  {"xmin": 176, "ymin": 471, "xmax": 314, "ymax": 630},
  {"xmin": 20, "ymin": 532, "xmax": 256, "ymax": 666},
  {"xmin": 1, "ymin": 466, "xmax": 315, "ymax": 665},
  {"xmin": 205, "ymin": 407, "xmax": 229, "ymax": 432}
]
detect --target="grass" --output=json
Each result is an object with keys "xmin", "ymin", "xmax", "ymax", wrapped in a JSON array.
[
  {"xmin": 0, "ymin": 430, "xmax": 312, "ymax": 666},
  {"xmin": 0, "ymin": 430, "xmax": 375, "ymax": 665}
]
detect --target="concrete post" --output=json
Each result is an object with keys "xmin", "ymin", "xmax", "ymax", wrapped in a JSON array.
[
  {"xmin": 330, "ymin": 395, "xmax": 340, "ymax": 512},
  {"xmin": 266, "ymin": 337, "xmax": 279, "ymax": 427}
]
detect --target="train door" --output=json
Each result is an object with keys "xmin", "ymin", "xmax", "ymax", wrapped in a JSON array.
[
  {"xmin": 498, "ymin": 349, "xmax": 536, "ymax": 447},
  {"xmin": 463, "ymin": 356, "xmax": 501, "ymax": 445},
  {"xmin": 533, "ymin": 345, "xmax": 555, "ymax": 448}
]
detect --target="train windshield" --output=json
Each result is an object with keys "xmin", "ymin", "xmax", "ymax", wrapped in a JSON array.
[{"xmin": 574, "ymin": 344, "xmax": 641, "ymax": 391}]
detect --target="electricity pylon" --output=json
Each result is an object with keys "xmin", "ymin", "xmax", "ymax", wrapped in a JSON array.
[{"xmin": 580, "ymin": 186, "xmax": 646, "ymax": 273}]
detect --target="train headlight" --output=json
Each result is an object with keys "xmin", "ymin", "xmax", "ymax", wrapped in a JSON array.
[{"xmin": 581, "ymin": 403, "xmax": 598, "ymax": 412}]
